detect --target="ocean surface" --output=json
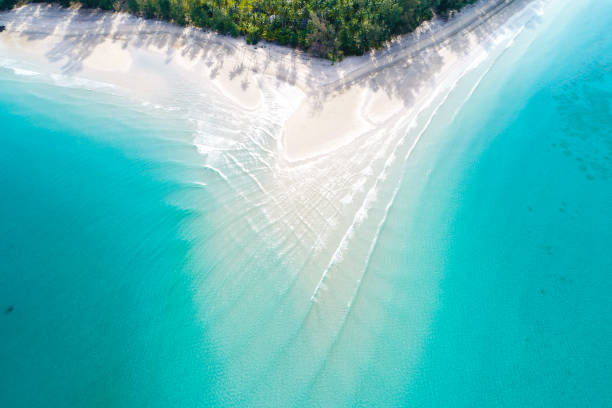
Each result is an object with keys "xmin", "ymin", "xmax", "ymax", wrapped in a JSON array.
[{"xmin": 1, "ymin": 0, "xmax": 611, "ymax": 406}]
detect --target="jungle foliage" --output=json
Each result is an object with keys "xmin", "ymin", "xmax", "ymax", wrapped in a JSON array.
[{"xmin": 1, "ymin": 0, "xmax": 477, "ymax": 59}]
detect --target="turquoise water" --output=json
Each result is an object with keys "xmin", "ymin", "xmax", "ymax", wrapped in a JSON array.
[
  {"xmin": 0, "ymin": 77, "xmax": 223, "ymax": 406},
  {"xmin": 1, "ymin": 0, "xmax": 611, "ymax": 406},
  {"xmin": 361, "ymin": 0, "xmax": 612, "ymax": 405}
]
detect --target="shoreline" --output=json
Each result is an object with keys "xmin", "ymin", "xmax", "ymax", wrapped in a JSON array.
[{"xmin": 0, "ymin": 0, "xmax": 538, "ymax": 161}]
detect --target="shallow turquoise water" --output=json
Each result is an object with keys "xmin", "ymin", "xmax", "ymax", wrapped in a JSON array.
[
  {"xmin": 354, "ymin": 0, "xmax": 612, "ymax": 405},
  {"xmin": 0, "ymin": 77, "xmax": 223, "ymax": 406},
  {"xmin": 1, "ymin": 0, "xmax": 611, "ymax": 406}
]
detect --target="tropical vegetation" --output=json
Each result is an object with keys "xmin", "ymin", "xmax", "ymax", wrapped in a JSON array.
[{"xmin": 1, "ymin": 0, "xmax": 476, "ymax": 59}]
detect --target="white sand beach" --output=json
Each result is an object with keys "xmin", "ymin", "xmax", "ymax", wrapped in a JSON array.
[{"xmin": 1, "ymin": 0, "xmax": 540, "ymax": 161}]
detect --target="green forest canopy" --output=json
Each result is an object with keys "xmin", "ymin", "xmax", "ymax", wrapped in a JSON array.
[{"xmin": 1, "ymin": 0, "xmax": 477, "ymax": 59}]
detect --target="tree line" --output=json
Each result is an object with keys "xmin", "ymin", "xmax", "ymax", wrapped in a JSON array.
[{"xmin": 1, "ymin": 0, "xmax": 476, "ymax": 60}]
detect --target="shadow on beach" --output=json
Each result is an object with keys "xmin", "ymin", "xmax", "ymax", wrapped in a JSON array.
[
  {"xmin": 0, "ymin": 0, "xmax": 537, "ymax": 108},
  {"xmin": 306, "ymin": 0, "xmax": 538, "ymax": 114},
  {"xmin": 0, "ymin": 4, "xmax": 305, "ymax": 89}
]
